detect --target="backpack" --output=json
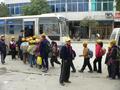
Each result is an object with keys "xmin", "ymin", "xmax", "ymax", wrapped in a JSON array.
[
  {"xmin": 88, "ymin": 49, "xmax": 93, "ymax": 58},
  {"xmin": 116, "ymin": 46, "xmax": 120, "ymax": 61},
  {"xmin": 101, "ymin": 48, "xmax": 106, "ymax": 56},
  {"xmin": 45, "ymin": 41, "xmax": 52, "ymax": 55},
  {"xmin": 72, "ymin": 50, "xmax": 76, "ymax": 60}
]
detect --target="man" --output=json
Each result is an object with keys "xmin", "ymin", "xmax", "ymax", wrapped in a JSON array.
[
  {"xmin": 0, "ymin": 35, "xmax": 7, "ymax": 64},
  {"xmin": 9, "ymin": 36, "xmax": 16, "ymax": 60},
  {"xmin": 40, "ymin": 33, "xmax": 50, "ymax": 72},
  {"xmin": 17, "ymin": 30, "xmax": 25, "ymax": 60},
  {"xmin": 59, "ymin": 37, "xmax": 73, "ymax": 86}
]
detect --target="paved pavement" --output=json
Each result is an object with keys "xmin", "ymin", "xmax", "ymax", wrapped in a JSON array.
[{"xmin": 0, "ymin": 43, "xmax": 120, "ymax": 90}]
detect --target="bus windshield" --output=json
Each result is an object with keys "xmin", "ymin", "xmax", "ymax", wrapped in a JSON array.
[
  {"xmin": 39, "ymin": 17, "xmax": 60, "ymax": 40},
  {"xmin": 61, "ymin": 21, "xmax": 69, "ymax": 37}
]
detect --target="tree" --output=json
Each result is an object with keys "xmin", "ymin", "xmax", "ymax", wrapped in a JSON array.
[
  {"xmin": 0, "ymin": 2, "xmax": 9, "ymax": 17},
  {"xmin": 116, "ymin": 0, "xmax": 120, "ymax": 11},
  {"xmin": 80, "ymin": 16, "xmax": 99, "ymax": 39},
  {"xmin": 22, "ymin": 0, "xmax": 51, "ymax": 15}
]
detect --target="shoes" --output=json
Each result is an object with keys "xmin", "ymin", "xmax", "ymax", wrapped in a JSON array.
[
  {"xmin": 30, "ymin": 65, "xmax": 33, "ymax": 68},
  {"xmin": 78, "ymin": 70, "xmax": 83, "ymax": 73},
  {"xmin": 60, "ymin": 82, "xmax": 65, "ymax": 86},
  {"xmin": 2, "ymin": 61, "xmax": 5, "ymax": 64},
  {"xmin": 97, "ymin": 71, "xmax": 102, "ymax": 73},
  {"xmin": 42, "ymin": 68, "xmax": 48, "ymax": 73},
  {"xmin": 39, "ymin": 65, "xmax": 42, "ymax": 69},
  {"xmin": 64, "ymin": 81, "xmax": 71, "ymax": 83},
  {"xmin": 88, "ymin": 71, "xmax": 93, "ymax": 73},
  {"xmin": 71, "ymin": 70, "xmax": 76, "ymax": 73},
  {"xmin": 94, "ymin": 69, "xmax": 97, "ymax": 72}
]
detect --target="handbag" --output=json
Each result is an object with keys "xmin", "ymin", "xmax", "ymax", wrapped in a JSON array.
[{"xmin": 37, "ymin": 56, "xmax": 42, "ymax": 65}]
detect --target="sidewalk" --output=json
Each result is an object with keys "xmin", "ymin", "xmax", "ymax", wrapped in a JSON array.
[{"xmin": 72, "ymin": 39, "xmax": 109, "ymax": 43}]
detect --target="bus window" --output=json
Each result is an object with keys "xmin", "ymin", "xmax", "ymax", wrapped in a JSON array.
[
  {"xmin": 39, "ymin": 23, "xmax": 60, "ymax": 40},
  {"xmin": 39, "ymin": 24, "xmax": 43, "ymax": 34},
  {"xmin": 9, "ymin": 25, "xmax": 14, "ymax": 34}
]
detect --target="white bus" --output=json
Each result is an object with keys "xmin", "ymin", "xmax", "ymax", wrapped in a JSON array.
[{"xmin": 0, "ymin": 14, "xmax": 69, "ymax": 45}]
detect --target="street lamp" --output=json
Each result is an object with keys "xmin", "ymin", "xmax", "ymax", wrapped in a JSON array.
[{"xmin": 113, "ymin": 0, "xmax": 116, "ymax": 29}]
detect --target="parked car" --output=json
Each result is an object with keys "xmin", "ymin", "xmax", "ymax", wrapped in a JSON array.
[{"xmin": 110, "ymin": 28, "xmax": 120, "ymax": 46}]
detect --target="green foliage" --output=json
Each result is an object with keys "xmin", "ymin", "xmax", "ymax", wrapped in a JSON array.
[
  {"xmin": 0, "ymin": 2, "xmax": 9, "ymax": 17},
  {"xmin": 116, "ymin": 0, "xmax": 120, "ymax": 11},
  {"xmin": 80, "ymin": 17, "xmax": 99, "ymax": 28},
  {"xmin": 22, "ymin": 0, "xmax": 51, "ymax": 15}
]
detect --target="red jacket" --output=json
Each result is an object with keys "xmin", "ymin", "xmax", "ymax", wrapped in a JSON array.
[{"xmin": 95, "ymin": 43, "xmax": 102, "ymax": 58}]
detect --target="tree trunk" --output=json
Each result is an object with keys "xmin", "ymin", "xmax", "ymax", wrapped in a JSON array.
[{"xmin": 89, "ymin": 26, "xmax": 91, "ymax": 39}]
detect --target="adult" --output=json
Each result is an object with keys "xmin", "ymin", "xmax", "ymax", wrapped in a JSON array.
[
  {"xmin": 39, "ymin": 33, "xmax": 50, "ymax": 72},
  {"xmin": 0, "ymin": 35, "xmax": 7, "ymax": 64},
  {"xmin": 17, "ymin": 30, "xmax": 25, "ymax": 60},
  {"xmin": 59, "ymin": 37, "xmax": 73, "ymax": 86},
  {"xmin": 93, "ymin": 40, "xmax": 103, "ymax": 73},
  {"xmin": 108, "ymin": 40, "xmax": 120, "ymax": 79}
]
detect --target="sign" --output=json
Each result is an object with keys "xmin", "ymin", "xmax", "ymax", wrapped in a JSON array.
[{"xmin": 114, "ymin": 12, "xmax": 120, "ymax": 19}]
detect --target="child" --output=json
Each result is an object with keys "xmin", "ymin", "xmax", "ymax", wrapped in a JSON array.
[
  {"xmin": 50, "ymin": 41, "xmax": 61, "ymax": 67},
  {"xmin": 9, "ymin": 36, "xmax": 16, "ymax": 60},
  {"xmin": 27, "ymin": 40, "xmax": 36, "ymax": 67},
  {"xmin": 35, "ymin": 38, "xmax": 42, "ymax": 69},
  {"xmin": 79, "ymin": 41, "xmax": 93, "ymax": 73},
  {"xmin": 20, "ymin": 38, "xmax": 29, "ymax": 64},
  {"xmin": 105, "ymin": 43, "xmax": 112, "ymax": 78}
]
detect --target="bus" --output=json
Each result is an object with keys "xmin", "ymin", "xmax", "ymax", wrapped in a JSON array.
[{"xmin": 0, "ymin": 13, "xmax": 69, "ymax": 45}]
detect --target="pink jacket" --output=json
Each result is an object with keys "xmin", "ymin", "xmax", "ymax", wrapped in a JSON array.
[{"xmin": 95, "ymin": 43, "xmax": 102, "ymax": 58}]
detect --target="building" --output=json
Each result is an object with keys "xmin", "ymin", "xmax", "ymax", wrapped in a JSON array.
[{"xmin": 4, "ymin": 0, "xmax": 116, "ymax": 39}]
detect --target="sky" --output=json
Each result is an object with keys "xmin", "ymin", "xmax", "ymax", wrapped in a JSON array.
[{"xmin": 0, "ymin": 0, "xmax": 4, "ymax": 3}]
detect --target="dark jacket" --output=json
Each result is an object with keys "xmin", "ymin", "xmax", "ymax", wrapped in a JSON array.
[
  {"xmin": 105, "ymin": 48, "xmax": 111, "ymax": 64},
  {"xmin": 9, "ymin": 41, "xmax": 16, "ymax": 50},
  {"xmin": 0, "ymin": 40, "xmax": 7, "ymax": 53},
  {"xmin": 17, "ymin": 34, "xmax": 24, "ymax": 47},
  {"xmin": 60, "ymin": 45, "xmax": 73, "ymax": 61},
  {"xmin": 109, "ymin": 46, "xmax": 117, "ymax": 60},
  {"xmin": 107, "ymin": 45, "xmax": 117, "ymax": 65},
  {"xmin": 40, "ymin": 39, "xmax": 50, "ymax": 58}
]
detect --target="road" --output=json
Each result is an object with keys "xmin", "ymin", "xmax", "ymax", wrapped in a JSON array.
[{"xmin": 0, "ymin": 43, "xmax": 120, "ymax": 90}]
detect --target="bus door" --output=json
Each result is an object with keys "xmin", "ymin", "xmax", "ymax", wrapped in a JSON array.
[
  {"xmin": 23, "ymin": 18, "xmax": 39, "ymax": 37},
  {"xmin": 23, "ymin": 21, "xmax": 35, "ymax": 37}
]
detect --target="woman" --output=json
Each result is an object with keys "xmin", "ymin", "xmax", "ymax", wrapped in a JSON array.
[
  {"xmin": 108, "ymin": 40, "xmax": 120, "ymax": 79},
  {"xmin": 93, "ymin": 40, "xmax": 104, "ymax": 73}
]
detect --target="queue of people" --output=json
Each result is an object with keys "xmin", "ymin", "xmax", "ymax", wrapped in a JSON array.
[{"xmin": 0, "ymin": 32, "xmax": 119, "ymax": 86}]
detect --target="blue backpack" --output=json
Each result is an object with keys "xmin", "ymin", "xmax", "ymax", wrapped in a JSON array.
[{"xmin": 88, "ymin": 49, "xmax": 93, "ymax": 58}]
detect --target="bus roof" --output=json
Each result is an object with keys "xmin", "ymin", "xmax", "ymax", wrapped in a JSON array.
[{"xmin": 0, "ymin": 13, "xmax": 65, "ymax": 20}]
